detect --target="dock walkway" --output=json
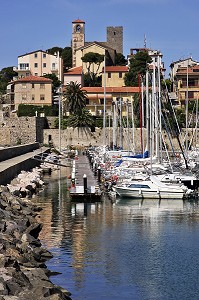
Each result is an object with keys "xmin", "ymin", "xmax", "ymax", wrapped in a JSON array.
[{"xmin": 70, "ymin": 153, "xmax": 102, "ymax": 201}]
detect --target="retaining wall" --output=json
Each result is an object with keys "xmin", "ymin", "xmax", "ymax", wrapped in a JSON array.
[{"xmin": 0, "ymin": 143, "xmax": 40, "ymax": 162}]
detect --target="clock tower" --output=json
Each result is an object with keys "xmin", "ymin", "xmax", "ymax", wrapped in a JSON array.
[{"xmin": 72, "ymin": 19, "xmax": 85, "ymax": 67}]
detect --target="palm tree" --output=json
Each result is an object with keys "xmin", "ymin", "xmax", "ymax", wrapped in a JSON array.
[
  {"xmin": 67, "ymin": 108, "xmax": 94, "ymax": 128},
  {"xmin": 63, "ymin": 82, "xmax": 87, "ymax": 115}
]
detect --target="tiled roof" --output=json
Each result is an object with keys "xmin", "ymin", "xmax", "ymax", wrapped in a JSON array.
[
  {"xmin": 72, "ymin": 19, "xmax": 85, "ymax": 23},
  {"xmin": 102, "ymin": 66, "xmax": 128, "ymax": 72},
  {"xmin": 65, "ymin": 66, "xmax": 82, "ymax": 75},
  {"xmin": 13, "ymin": 76, "xmax": 52, "ymax": 83},
  {"xmin": 81, "ymin": 86, "xmax": 140, "ymax": 93}
]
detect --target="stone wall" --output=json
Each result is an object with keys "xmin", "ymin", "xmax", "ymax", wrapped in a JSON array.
[
  {"xmin": 43, "ymin": 127, "xmax": 190, "ymax": 152},
  {"xmin": 0, "ymin": 114, "xmax": 48, "ymax": 146}
]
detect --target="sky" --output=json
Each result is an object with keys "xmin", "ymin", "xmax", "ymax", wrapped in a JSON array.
[{"xmin": 0, "ymin": 0, "xmax": 198, "ymax": 77}]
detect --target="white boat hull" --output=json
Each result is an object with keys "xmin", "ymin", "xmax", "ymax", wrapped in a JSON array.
[{"xmin": 115, "ymin": 186, "xmax": 184, "ymax": 199}]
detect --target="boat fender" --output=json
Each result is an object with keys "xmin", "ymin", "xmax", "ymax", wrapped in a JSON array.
[
  {"xmin": 157, "ymin": 189, "xmax": 160, "ymax": 194},
  {"xmin": 139, "ymin": 188, "xmax": 141, "ymax": 195}
]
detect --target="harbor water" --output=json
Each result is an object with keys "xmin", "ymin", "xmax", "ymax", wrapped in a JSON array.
[{"xmin": 34, "ymin": 168, "xmax": 199, "ymax": 300}]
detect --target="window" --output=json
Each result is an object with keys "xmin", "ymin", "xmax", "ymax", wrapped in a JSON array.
[
  {"xmin": 43, "ymin": 53, "xmax": 46, "ymax": 58},
  {"xmin": 34, "ymin": 63, "xmax": 38, "ymax": 68},
  {"xmin": 52, "ymin": 63, "xmax": 56, "ymax": 70},
  {"xmin": 22, "ymin": 83, "xmax": 27, "ymax": 89},
  {"xmin": 43, "ymin": 63, "xmax": 46, "ymax": 68},
  {"xmin": 34, "ymin": 53, "xmax": 38, "ymax": 58},
  {"xmin": 35, "ymin": 73, "xmax": 38, "ymax": 76},
  {"xmin": 188, "ymin": 91, "xmax": 194, "ymax": 99},
  {"xmin": 86, "ymin": 99, "xmax": 89, "ymax": 105},
  {"xmin": 22, "ymin": 94, "xmax": 27, "ymax": 101},
  {"xmin": 119, "ymin": 72, "xmax": 122, "ymax": 78},
  {"xmin": 108, "ymin": 72, "xmax": 111, "ymax": 78},
  {"xmin": 32, "ymin": 83, "xmax": 35, "ymax": 88},
  {"xmin": 19, "ymin": 63, "xmax": 29, "ymax": 70},
  {"xmin": 40, "ymin": 83, "xmax": 45, "ymax": 89},
  {"xmin": 32, "ymin": 95, "xmax": 35, "ymax": 101},
  {"xmin": 100, "ymin": 99, "xmax": 104, "ymax": 104},
  {"xmin": 40, "ymin": 94, "xmax": 45, "ymax": 101}
]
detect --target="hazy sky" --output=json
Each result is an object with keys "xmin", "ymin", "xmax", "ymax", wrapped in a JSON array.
[{"xmin": 0, "ymin": 0, "xmax": 198, "ymax": 77}]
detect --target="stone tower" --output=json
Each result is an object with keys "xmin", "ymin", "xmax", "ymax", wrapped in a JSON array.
[
  {"xmin": 107, "ymin": 26, "xmax": 123, "ymax": 54},
  {"xmin": 72, "ymin": 19, "xmax": 85, "ymax": 67}
]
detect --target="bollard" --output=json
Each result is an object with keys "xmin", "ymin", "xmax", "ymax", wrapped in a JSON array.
[
  {"xmin": 97, "ymin": 166, "xmax": 101, "ymax": 183},
  {"xmin": 71, "ymin": 172, "xmax": 75, "ymax": 188},
  {"xmin": 94, "ymin": 163, "xmax": 98, "ymax": 176},
  {"xmin": 83, "ymin": 174, "xmax": 87, "ymax": 194}
]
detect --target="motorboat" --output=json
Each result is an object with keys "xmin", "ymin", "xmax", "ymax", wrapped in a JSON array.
[{"xmin": 115, "ymin": 175, "xmax": 193, "ymax": 200}]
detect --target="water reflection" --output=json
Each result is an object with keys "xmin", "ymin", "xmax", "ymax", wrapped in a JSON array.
[{"xmin": 34, "ymin": 170, "xmax": 199, "ymax": 300}]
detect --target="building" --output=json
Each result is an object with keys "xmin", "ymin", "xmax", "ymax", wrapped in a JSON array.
[
  {"xmin": 81, "ymin": 86, "xmax": 139, "ymax": 116},
  {"xmin": 13, "ymin": 50, "xmax": 63, "ymax": 82},
  {"xmin": 175, "ymin": 65, "xmax": 199, "ymax": 104},
  {"xmin": 8, "ymin": 75, "xmax": 52, "ymax": 110},
  {"xmin": 170, "ymin": 57, "xmax": 198, "ymax": 94},
  {"xmin": 102, "ymin": 66, "xmax": 128, "ymax": 87},
  {"xmin": 72, "ymin": 19, "xmax": 123, "ymax": 69},
  {"xmin": 63, "ymin": 66, "xmax": 83, "ymax": 86},
  {"xmin": 127, "ymin": 48, "xmax": 165, "ymax": 77}
]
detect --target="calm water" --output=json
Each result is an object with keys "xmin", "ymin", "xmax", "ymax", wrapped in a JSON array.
[{"xmin": 34, "ymin": 169, "xmax": 199, "ymax": 300}]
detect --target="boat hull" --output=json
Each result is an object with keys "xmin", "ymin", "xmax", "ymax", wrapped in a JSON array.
[{"xmin": 115, "ymin": 186, "xmax": 184, "ymax": 199}]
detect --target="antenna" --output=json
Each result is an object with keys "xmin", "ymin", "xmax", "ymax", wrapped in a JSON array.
[{"xmin": 144, "ymin": 34, "xmax": 147, "ymax": 48}]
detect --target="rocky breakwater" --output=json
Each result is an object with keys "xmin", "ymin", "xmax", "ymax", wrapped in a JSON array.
[{"xmin": 0, "ymin": 169, "xmax": 72, "ymax": 300}]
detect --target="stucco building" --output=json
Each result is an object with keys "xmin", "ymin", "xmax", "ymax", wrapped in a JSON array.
[
  {"xmin": 8, "ymin": 75, "xmax": 52, "ymax": 110},
  {"xmin": 13, "ymin": 50, "xmax": 63, "ymax": 82}
]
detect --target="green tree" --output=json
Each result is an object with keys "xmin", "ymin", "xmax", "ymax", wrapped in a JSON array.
[
  {"xmin": 67, "ymin": 108, "xmax": 94, "ymax": 128},
  {"xmin": 81, "ymin": 52, "xmax": 104, "ymax": 86},
  {"xmin": 46, "ymin": 46, "xmax": 72, "ymax": 71},
  {"xmin": 42, "ymin": 73, "xmax": 61, "ymax": 95},
  {"xmin": 124, "ymin": 51, "xmax": 152, "ymax": 86},
  {"xmin": 115, "ymin": 53, "xmax": 127, "ymax": 66},
  {"xmin": 0, "ymin": 67, "xmax": 17, "ymax": 96},
  {"xmin": 63, "ymin": 82, "xmax": 87, "ymax": 115}
]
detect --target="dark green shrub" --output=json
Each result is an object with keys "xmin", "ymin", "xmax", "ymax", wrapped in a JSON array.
[{"xmin": 17, "ymin": 104, "xmax": 58, "ymax": 117}]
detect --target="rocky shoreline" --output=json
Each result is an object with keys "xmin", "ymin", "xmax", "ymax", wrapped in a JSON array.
[{"xmin": 0, "ymin": 168, "xmax": 72, "ymax": 300}]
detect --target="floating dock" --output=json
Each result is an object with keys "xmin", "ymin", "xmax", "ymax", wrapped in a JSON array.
[{"xmin": 69, "ymin": 153, "xmax": 102, "ymax": 202}]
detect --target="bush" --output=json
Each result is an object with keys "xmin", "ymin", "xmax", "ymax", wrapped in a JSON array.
[
  {"xmin": 54, "ymin": 117, "xmax": 68, "ymax": 129},
  {"xmin": 17, "ymin": 104, "xmax": 59, "ymax": 117}
]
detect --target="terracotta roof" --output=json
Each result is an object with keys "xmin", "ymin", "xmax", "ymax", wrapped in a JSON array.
[
  {"xmin": 81, "ymin": 86, "xmax": 140, "ymax": 93},
  {"xmin": 102, "ymin": 66, "xmax": 128, "ymax": 72},
  {"xmin": 65, "ymin": 66, "xmax": 82, "ymax": 75},
  {"xmin": 13, "ymin": 75, "xmax": 52, "ymax": 83},
  {"xmin": 72, "ymin": 19, "xmax": 85, "ymax": 23}
]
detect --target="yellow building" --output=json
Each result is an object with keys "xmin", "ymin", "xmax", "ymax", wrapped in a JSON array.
[
  {"xmin": 176, "ymin": 66, "xmax": 199, "ymax": 104},
  {"xmin": 9, "ymin": 75, "xmax": 52, "ymax": 110},
  {"xmin": 81, "ymin": 86, "xmax": 139, "ymax": 116},
  {"xmin": 102, "ymin": 66, "xmax": 128, "ymax": 87}
]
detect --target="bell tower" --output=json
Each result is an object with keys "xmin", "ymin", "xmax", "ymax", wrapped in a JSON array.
[{"xmin": 72, "ymin": 19, "xmax": 85, "ymax": 67}]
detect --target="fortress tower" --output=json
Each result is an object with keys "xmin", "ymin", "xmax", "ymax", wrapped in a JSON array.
[{"xmin": 107, "ymin": 26, "xmax": 123, "ymax": 54}]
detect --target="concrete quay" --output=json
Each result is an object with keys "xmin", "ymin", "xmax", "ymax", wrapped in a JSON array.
[{"xmin": 0, "ymin": 147, "xmax": 49, "ymax": 185}]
